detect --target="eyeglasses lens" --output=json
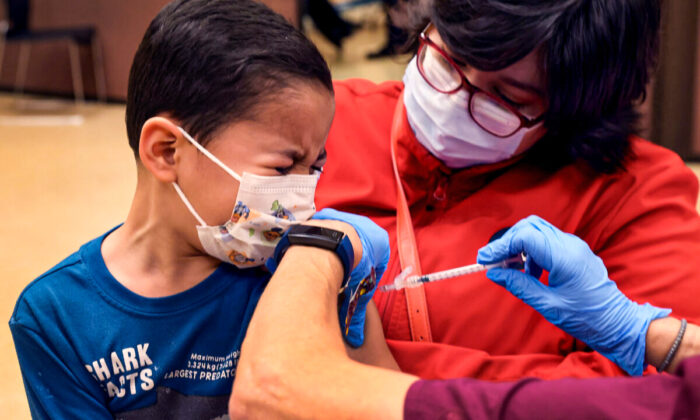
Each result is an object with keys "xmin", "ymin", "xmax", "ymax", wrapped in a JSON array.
[
  {"xmin": 418, "ymin": 44, "xmax": 462, "ymax": 93},
  {"xmin": 470, "ymin": 92, "xmax": 522, "ymax": 137}
]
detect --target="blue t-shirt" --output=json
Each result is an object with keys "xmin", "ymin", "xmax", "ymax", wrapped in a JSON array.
[{"xmin": 9, "ymin": 227, "xmax": 269, "ymax": 419}]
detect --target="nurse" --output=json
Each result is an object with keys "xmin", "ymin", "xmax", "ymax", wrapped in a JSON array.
[
  {"xmin": 314, "ymin": 0, "xmax": 700, "ymax": 379},
  {"xmin": 230, "ymin": 215, "xmax": 700, "ymax": 419}
]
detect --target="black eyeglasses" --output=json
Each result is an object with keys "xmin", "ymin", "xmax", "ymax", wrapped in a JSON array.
[{"xmin": 417, "ymin": 24, "xmax": 544, "ymax": 137}]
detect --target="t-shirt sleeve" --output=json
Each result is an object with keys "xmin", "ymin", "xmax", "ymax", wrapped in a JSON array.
[
  {"xmin": 404, "ymin": 355, "xmax": 700, "ymax": 419},
  {"xmin": 10, "ymin": 320, "xmax": 112, "ymax": 420}
]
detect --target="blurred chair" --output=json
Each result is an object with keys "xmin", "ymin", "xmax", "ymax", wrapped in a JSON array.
[
  {"xmin": 366, "ymin": 0, "xmax": 407, "ymax": 59},
  {"xmin": 0, "ymin": 0, "xmax": 107, "ymax": 103},
  {"xmin": 304, "ymin": 0, "xmax": 358, "ymax": 48}
]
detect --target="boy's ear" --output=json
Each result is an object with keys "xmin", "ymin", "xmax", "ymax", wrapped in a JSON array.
[{"xmin": 139, "ymin": 117, "xmax": 182, "ymax": 183}]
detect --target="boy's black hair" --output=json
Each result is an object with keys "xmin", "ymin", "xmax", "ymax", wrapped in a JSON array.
[
  {"xmin": 397, "ymin": 0, "xmax": 661, "ymax": 173},
  {"xmin": 126, "ymin": 0, "xmax": 333, "ymax": 157}
]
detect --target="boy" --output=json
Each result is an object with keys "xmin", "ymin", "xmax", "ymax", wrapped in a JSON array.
[{"xmin": 9, "ymin": 1, "xmax": 379, "ymax": 418}]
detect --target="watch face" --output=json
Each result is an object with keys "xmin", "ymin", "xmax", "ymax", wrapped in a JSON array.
[
  {"xmin": 290, "ymin": 225, "xmax": 344, "ymax": 241},
  {"xmin": 288, "ymin": 225, "xmax": 344, "ymax": 250}
]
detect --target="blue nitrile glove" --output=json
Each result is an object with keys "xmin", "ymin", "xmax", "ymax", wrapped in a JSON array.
[
  {"xmin": 312, "ymin": 208, "xmax": 390, "ymax": 348},
  {"xmin": 477, "ymin": 215, "xmax": 671, "ymax": 376}
]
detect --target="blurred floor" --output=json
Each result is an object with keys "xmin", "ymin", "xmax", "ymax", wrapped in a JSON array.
[
  {"xmin": 1, "ymin": 8, "xmax": 700, "ymax": 420},
  {"xmin": 0, "ymin": 94, "xmax": 136, "ymax": 419}
]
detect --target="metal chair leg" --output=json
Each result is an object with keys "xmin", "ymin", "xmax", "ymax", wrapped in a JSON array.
[
  {"xmin": 0, "ymin": 37, "xmax": 5, "ymax": 80},
  {"xmin": 15, "ymin": 43, "xmax": 31, "ymax": 95},
  {"xmin": 91, "ymin": 35, "xmax": 107, "ymax": 102},
  {"xmin": 0, "ymin": 21, "xmax": 7, "ymax": 80},
  {"xmin": 67, "ymin": 41, "xmax": 85, "ymax": 104}
]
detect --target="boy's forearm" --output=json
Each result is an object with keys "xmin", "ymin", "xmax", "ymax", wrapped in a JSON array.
[{"xmin": 230, "ymin": 246, "xmax": 415, "ymax": 419}]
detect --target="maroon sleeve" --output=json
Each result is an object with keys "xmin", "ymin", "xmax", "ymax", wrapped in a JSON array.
[{"xmin": 404, "ymin": 356, "xmax": 700, "ymax": 419}]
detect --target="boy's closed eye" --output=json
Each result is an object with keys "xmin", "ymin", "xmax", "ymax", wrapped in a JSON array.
[{"xmin": 275, "ymin": 148, "xmax": 327, "ymax": 175}]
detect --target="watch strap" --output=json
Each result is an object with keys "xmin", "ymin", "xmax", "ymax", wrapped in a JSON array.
[{"xmin": 269, "ymin": 225, "xmax": 354, "ymax": 289}]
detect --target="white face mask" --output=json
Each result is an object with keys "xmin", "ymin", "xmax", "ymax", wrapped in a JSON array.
[
  {"xmin": 403, "ymin": 56, "xmax": 542, "ymax": 169},
  {"xmin": 173, "ymin": 127, "xmax": 319, "ymax": 268}
]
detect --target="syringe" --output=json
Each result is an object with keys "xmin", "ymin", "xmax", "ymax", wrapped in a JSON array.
[{"xmin": 379, "ymin": 254, "xmax": 526, "ymax": 292}]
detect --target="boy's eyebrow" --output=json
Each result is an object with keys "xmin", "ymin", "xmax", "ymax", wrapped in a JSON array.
[
  {"xmin": 278, "ymin": 147, "xmax": 326, "ymax": 162},
  {"xmin": 279, "ymin": 148, "xmax": 305, "ymax": 161}
]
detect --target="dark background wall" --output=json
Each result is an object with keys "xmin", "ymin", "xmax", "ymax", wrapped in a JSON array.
[
  {"xmin": 0, "ymin": 0, "xmax": 300, "ymax": 100},
  {"xmin": 651, "ymin": 0, "xmax": 700, "ymax": 157},
  {"xmin": 2, "ymin": 0, "xmax": 700, "ymax": 159}
]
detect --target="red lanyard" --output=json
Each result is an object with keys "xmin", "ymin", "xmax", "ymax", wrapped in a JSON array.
[{"xmin": 390, "ymin": 94, "xmax": 433, "ymax": 342}]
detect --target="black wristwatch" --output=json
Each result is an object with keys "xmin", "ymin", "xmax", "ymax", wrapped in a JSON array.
[{"xmin": 270, "ymin": 225, "xmax": 354, "ymax": 288}]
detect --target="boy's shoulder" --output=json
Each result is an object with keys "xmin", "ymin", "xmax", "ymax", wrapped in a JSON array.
[{"xmin": 10, "ymin": 231, "xmax": 109, "ymax": 330}]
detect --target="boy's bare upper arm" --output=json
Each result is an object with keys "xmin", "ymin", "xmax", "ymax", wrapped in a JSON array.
[{"xmin": 345, "ymin": 301, "xmax": 400, "ymax": 371}]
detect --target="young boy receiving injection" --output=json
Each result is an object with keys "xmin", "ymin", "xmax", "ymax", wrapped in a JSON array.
[{"xmin": 10, "ymin": 1, "xmax": 390, "ymax": 418}]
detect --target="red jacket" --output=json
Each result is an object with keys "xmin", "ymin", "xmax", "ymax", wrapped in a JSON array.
[{"xmin": 315, "ymin": 79, "xmax": 700, "ymax": 380}]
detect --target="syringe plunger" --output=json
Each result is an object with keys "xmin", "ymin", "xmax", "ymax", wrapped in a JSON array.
[{"xmin": 379, "ymin": 253, "xmax": 526, "ymax": 292}]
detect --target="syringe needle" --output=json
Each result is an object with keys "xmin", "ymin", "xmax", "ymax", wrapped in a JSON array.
[{"xmin": 379, "ymin": 266, "xmax": 413, "ymax": 292}]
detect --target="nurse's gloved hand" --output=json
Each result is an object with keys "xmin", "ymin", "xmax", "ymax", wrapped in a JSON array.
[
  {"xmin": 477, "ymin": 215, "xmax": 671, "ymax": 376},
  {"xmin": 312, "ymin": 208, "xmax": 390, "ymax": 348}
]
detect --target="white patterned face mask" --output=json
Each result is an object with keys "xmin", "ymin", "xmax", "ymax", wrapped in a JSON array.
[{"xmin": 173, "ymin": 127, "xmax": 319, "ymax": 268}]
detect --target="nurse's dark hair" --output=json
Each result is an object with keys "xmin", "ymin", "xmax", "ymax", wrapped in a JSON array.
[
  {"xmin": 125, "ymin": 0, "xmax": 333, "ymax": 158},
  {"xmin": 396, "ymin": 0, "xmax": 661, "ymax": 173}
]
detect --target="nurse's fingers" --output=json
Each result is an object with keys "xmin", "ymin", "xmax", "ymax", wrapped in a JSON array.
[
  {"xmin": 477, "ymin": 219, "xmax": 521, "ymax": 263},
  {"xmin": 478, "ymin": 215, "xmax": 553, "ymax": 272},
  {"xmin": 486, "ymin": 267, "xmax": 555, "ymax": 312}
]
